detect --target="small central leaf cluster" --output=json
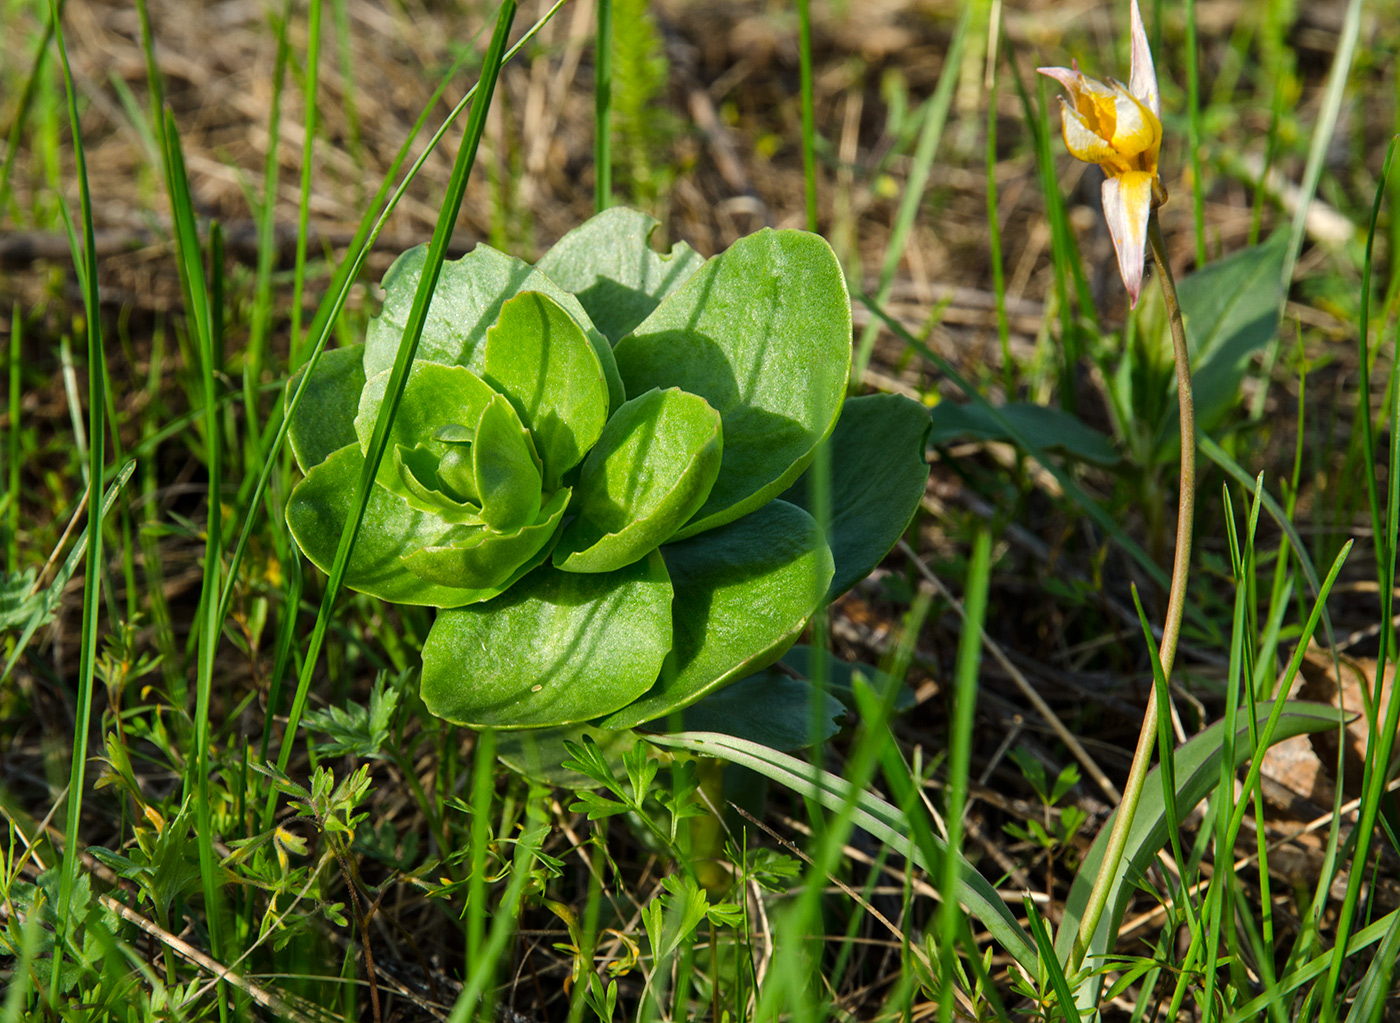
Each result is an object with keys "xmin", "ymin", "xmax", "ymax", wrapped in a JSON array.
[{"xmin": 285, "ymin": 209, "xmax": 931, "ymax": 731}]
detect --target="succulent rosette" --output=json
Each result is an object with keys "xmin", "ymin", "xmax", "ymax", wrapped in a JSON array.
[{"xmin": 286, "ymin": 208, "xmax": 931, "ymax": 731}]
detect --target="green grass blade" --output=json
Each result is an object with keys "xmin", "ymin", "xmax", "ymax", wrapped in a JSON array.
[
  {"xmin": 1200, "ymin": 434, "xmax": 1337, "ymax": 650},
  {"xmin": 1354, "ymin": 137, "xmax": 1398, "ymax": 639},
  {"xmin": 265, "ymin": 0, "xmax": 518, "ymax": 816},
  {"xmin": 1226, "ymin": 909, "xmax": 1400, "ymax": 1021},
  {"xmin": 216, "ymin": 3, "xmax": 566, "ymax": 638},
  {"xmin": 243, "ymin": 0, "xmax": 295, "ymax": 462},
  {"xmin": 0, "ymin": 1, "xmax": 64, "ymax": 218},
  {"xmin": 47, "ymin": 0, "xmax": 106, "ymax": 1002},
  {"xmin": 289, "ymin": 0, "xmax": 324, "ymax": 365},
  {"xmin": 796, "ymin": 0, "xmax": 817, "ymax": 232},
  {"xmin": 648, "ymin": 730, "xmax": 1040, "ymax": 974},
  {"xmin": 159, "ymin": 106, "xmax": 231, "ymax": 988},
  {"xmin": 6, "ymin": 308, "xmax": 20, "ymax": 571},
  {"xmin": 1249, "ymin": 0, "xmax": 1362, "ymax": 420},
  {"xmin": 937, "ymin": 527, "xmax": 990, "ymax": 1022},
  {"xmin": 852, "ymin": 0, "xmax": 971, "ymax": 388},
  {"xmin": 1054, "ymin": 701, "xmax": 1348, "ymax": 978},
  {"xmin": 1341, "ymin": 903, "xmax": 1400, "ymax": 1023},
  {"xmin": 1024, "ymin": 896, "xmax": 1083, "ymax": 1023},
  {"xmin": 595, "ymin": 0, "xmax": 612, "ymax": 211}
]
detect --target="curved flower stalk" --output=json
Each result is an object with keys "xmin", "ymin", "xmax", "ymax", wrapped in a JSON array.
[
  {"xmin": 284, "ymin": 208, "xmax": 932, "ymax": 732},
  {"xmin": 1039, "ymin": 0, "xmax": 1197, "ymax": 975},
  {"xmin": 1039, "ymin": 0, "xmax": 1166, "ymax": 306}
]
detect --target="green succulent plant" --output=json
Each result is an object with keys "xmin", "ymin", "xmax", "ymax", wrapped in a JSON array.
[{"xmin": 285, "ymin": 208, "xmax": 930, "ymax": 731}]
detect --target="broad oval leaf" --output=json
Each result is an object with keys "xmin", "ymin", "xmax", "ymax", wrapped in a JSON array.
[
  {"xmin": 482, "ymin": 291, "xmax": 610, "ymax": 489},
  {"xmin": 600, "ymin": 499, "xmax": 834, "ymax": 729},
  {"xmin": 472, "ymin": 394, "xmax": 544, "ymax": 532},
  {"xmin": 421, "ymin": 552, "xmax": 674, "ymax": 729},
  {"xmin": 536, "ymin": 206, "xmax": 705, "ymax": 343},
  {"xmin": 555, "ymin": 387, "xmax": 722, "ymax": 574},
  {"xmin": 926, "ymin": 400, "xmax": 1119, "ymax": 467},
  {"xmin": 286, "ymin": 344, "xmax": 367, "ymax": 472},
  {"xmin": 612, "ymin": 229, "xmax": 851, "ymax": 539},
  {"xmin": 364, "ymin": 243, "xmax": 624, "ymax": 411},
  {"xmin": 781, "ymin": 393, "xmax": 932, "ymax": 600},
  {"xmin": 285, "ymin": 444, "xmax": 519, "ymax": 607},
  {"xmin": 402, "ymin": 488, "xmax": 569, "ymax": 589},
  {"xmin": 354, "ymin": 363, "xmax": 497, "ymax": 511}
]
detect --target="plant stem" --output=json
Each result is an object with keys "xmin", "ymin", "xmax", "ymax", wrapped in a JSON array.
[{"xmin": 1072, "ymin": 211, "xmax": 1196, "ymax": 968}]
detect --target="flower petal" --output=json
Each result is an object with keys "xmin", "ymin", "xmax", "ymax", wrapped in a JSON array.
[
  {"xmin": 1129, "ymin": 0, "xmax": 1160, "ymax": 117},
  {"xmin": 1102, "ymin": 171, "xmax": 1155, "ymax": 307},
  {"xmin": 1059, "ymin": 101, "xmax": 1119, "ymax": 166},
  {"xmin": 1038, "ymin": 65, "xmax": 1082, "ymax": 97},
  {"xmin": 1109, "ymin": 82, "xmax": 1161, "ymax": 161}
]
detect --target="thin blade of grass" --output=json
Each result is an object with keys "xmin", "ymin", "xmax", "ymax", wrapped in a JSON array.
[
  {"xmin": 47, "ymin": 0, "xmax": 106, "ymax": 1001},
  {"xmin": 595, "ymin": 0, "xmax": 612, "ymax": 211},
  {"xmin": 796, "ymin": 0, "xmax": 817, "ymax": 232},
  {"xmin": 216, "ymin": 3, "xmax": 568, "ymax": 638},
  {"xmin": 289, "ymin": 0, "xmax": 324, "ymax": 365},
  {"xmin": 159, "ymin": 106, "xmax": 232, "ymax": 988},
  {"xmin": 936, "ymin": 527, "xmax": 990, "ymax": 1022},
  {"xmin": 851, "ymin": 0, "xmax": 971, "ymax": 388},
  {"xmin": 648, "ymin": 729, "xmax": 1040, "ymax": 974},
  {"xmin": 264, "ymin": 0, "xmax": 518, "ymax": 819},
  {"xmin": 1248, "ymin": 0, "xmax": 1362, "ymax": 420}
]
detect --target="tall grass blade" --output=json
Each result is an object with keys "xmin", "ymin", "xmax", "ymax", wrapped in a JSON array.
[
  {"xmin": 47, "ymin": 0, "xmax": 107, "ymax": 1002},
  {"xmin": 159, "ymin": 106, "xmax": 233, "ymax": 1002},
  {"xmin": 289, "ymin": 0, "xmax": 325, "ymax": 365},
  {"xmin": 595, "ymin": 0, "xmax": 612, "ymax": 211},
  {"xmin": 649, "ymin": 730, "xmax": 1040, "ymax": 973},
  {"xmin": 6, "ymin": 308, "xmax": 20, "ymax": 571},
  {"xmin": 936, "ymin": 527, "xmax": 989, "ymax": 1021},
  {"xmin": 1249, "ymin": 0, "xmax": 1362, "ymax": 420},
  {"xmin": 265, "ymin": 0, "xmax": 518, "ymax": 812},
  {"xmin": 217, "ymin": 4, "xmax": 567, "ymax": 638},
  {"xmin": 0, "ymin": 1, "xmax": 64, "ymax": 217},
  {"xmin": 796, "ymin": 0, "xmax": 817, "ymax": 232},
  {"xmin": 1058, "ymin": 543, "xmax": 1350, "ymax": 993},
  {"xmin": 852, "ymin": 1, "xmax": 971, "ymax": 388},
  {"xmin": 1354, "ymin": 137, "xmax": 1398, "ymax": 633}
]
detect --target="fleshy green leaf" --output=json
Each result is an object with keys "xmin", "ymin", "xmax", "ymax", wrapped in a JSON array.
[
  {"xmin": 355, "ymin": 362, "xmax": 497, "ymax": 511},
  {"xmin": 482, "ymin": 291, "xmax": 610, "ymax": 489},
  {"xmin": 285, "ymin": 444, "xmax": 522, "ymax": 607},
  {"xmin": 613, "ymin": 229, "xmax": 851, "ymax": 539},
  {"xmin": 601, "ymin": 500, "xmax": 833, "ymax": 729},
  {"xmin": 677, "ymin": 668, "xmax": 845, "ymax": 751},
  {"xmin": 926, "ymin": 400, "xmax": 1119, "ymax": 466},
  {"xmin": 364, "ymin": 243, "xmax": 624, "ymax": 411},
  {"xmin": 1175, "ymin": 231, "xmax": 1287, "ymax": 435},
  {"xmin": 555, "ymin": 387, "xmax": 722, "ymax": 574},
  {"xmin": 421, "ymin": 553, "xmax": 674, "ymax": 728},
  {"xmin": 402, "ymin": 488, "xmax": 568, "ymax": 588},
  {"xmin": 781, "ymin": 393, "xmax": 931, "ymax": 599},
  {"xmin": 286, "ymin": 344, "xmax": 367, "ymax": 472},
  {"xmin": 536, "ymin": 206, "xmax": 705, "ymax": 343},
  {"xmin": 472, "ymin": 394, "xmax": 544, "ymax": 532}
]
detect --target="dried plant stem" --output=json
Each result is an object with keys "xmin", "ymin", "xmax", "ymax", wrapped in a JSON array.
[{"xmin": 1073, "ymin": 211, "xmax": 1196, "ymax": 968}]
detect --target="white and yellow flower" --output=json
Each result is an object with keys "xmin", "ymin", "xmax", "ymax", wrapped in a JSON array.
[{"xmin": 1039, "ymin": 0, "xmax": 1167, "ymax": 306}]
